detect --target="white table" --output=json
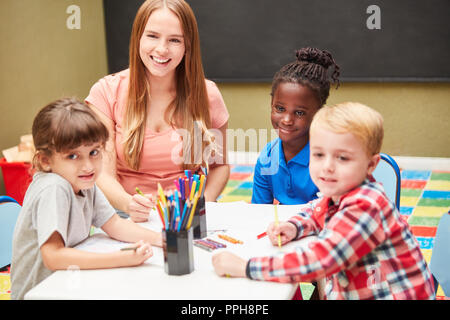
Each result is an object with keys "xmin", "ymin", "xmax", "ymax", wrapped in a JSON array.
[{"xmin": 25, "ymin": 201, "xmax": 316, "ymax": 300}]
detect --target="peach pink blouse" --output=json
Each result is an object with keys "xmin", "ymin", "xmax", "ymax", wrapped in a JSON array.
[{"xmin": 85, "ymin": 69, "xmax": 229, "ymax": 196}]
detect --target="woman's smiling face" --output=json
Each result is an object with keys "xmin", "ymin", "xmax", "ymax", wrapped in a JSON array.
[{"xmin": 139, "ymin": 7, "xmax": 186, "ymax": 80}]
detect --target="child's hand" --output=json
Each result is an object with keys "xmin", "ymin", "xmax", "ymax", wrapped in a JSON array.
[
  {"xmin": 127, "ymin": 193, "xmax": 155, "ymax": 223},
  {"xmin": 212, "ymin": 251, "xmax": 247, "ymax": 278},
  {"xmin": 267, "ymin": 221, "xmax": 297, "ymax": 246},
  {"xmin": 121, "ymin": 240, "xmax": 153, "ymax": 266}
]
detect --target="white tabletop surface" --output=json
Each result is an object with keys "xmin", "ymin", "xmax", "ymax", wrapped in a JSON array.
[{"xmin": 25, "ymin": 201, "xmax": 315, "ymax": 300}]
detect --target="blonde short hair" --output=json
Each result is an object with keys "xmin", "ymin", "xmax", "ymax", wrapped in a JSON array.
[{"xmin": 310, "ymin": 102, "xmax": 384, "ymax": 156}]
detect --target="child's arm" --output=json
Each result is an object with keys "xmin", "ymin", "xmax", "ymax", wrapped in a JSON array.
[
  {"xmin": 204, "ymin": 164, "xmax": 230, "ymax": 202},
  {"xmin": 212, "ymin": 251, "xmax": 247, "ymax": 278},
  {"xmin": 40, "ymin": 232, "xmax": 153, "ymax": 271},
  {"xmin": 264, "ymin": 201, "xmax": 321, "ymax": 247},
  {"xmin": 203, "ymin": 123, "xmax": 230, "ymax": 202},
  {"xmin": 101, "ymin": 214, "xmax": 163, "ymax": 247},
  {"xmin": 284, "ymin": 200, "xmax": 322, "ymax": 240},
  {"xmin": 212, "ymin": 218, "xmax": 311, "ymax": 278},
  {"xmin": 245, "ymin": 198, "xmax": 387, "ymax": 283}
]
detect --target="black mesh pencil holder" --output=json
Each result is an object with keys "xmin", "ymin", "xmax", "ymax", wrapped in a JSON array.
[
  {"xmin": 162, "ymin": 228, "xmax": 194, "ymax": 275},
  {"xmin": 192, "ymin": 196, "xmax": 206, "ymax": 239}
]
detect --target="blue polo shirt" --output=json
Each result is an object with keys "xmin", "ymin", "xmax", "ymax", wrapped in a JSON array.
[{"xmin": 251, "ymin": 138, "xmax": 319, "ymax": 205}]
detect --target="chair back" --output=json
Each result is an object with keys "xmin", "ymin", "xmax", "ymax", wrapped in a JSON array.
[
  {"xmin": 372, "ymin": 153, "xmax": 401, "ymax": 210},
  {"xmin": 429, "ymin": 211, "xmax": 450, "ymax": 296},
  {"xmin": 0, "ymin": 196, "xmax": 21, "ymax": 268},
  {"xmin": 0, "ymin": 195, "xmax": 19, "ymax": 204}
]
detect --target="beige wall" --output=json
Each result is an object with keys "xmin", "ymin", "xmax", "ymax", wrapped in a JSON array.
[
  {"xmin": 218, "ymin": 82, "xmax": 450, "ymax": 157},
  {"xmin": 0, "ymin": 0, "xmax": 108, "ymax": 194},
  {"xmin": 1, "ymin": 0, "xmax": 449, "ymax": 195}
]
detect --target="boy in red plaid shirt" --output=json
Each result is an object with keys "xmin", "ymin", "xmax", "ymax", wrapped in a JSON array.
[{"xmin": 212, "ymin": 102, "xmax": 435, "ymax": 300}]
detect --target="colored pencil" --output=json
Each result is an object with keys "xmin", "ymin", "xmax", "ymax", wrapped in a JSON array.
[
  {"xmin": 184, "ymin": 169, "xmax": 191, "ymax": 181},
  {"xmin": 257, "ymin": 231, "xmax": 267, "ymax": 239},
  {"xmin": 198, "ymin": 175, "xmax": 205, "ymax": 197},
  {"xmin": 179, "ymin": 177, "xmax": 185, "ymax": 200},
  {"xmin": 184, "ymin": 178, "xmax": 189, "ymax": 200},
  {"xmin": 218, "ymin": 234, "xmax": 243, "ymax": 244},
  {"xmin": 135, "ymin": 187, "xmax": 145, "ymax": 197},
  {"xmin": 177, "ymin": 199, "xmax": 188, "ymax": 232},
  {"xmin": 121, "ymin": 246, "xmax": 138, "ymax": 251},
  {"xmin": 157, "ymin": 183, "xmax": 167, "ymax": 206},
  {"xmin": 189, "ymin": 181, "xmax": 197, "ymax": 201},
  {"xmin": 180, "ymin": 200, "xmax": 191, "ymax": 230},
  {"xmin": 200, "ymin": 176, "xmax": 206, "ymax": 198},
  {"xmin": 194, "ymin": 241, "xmax": 213, "ymax": 252},
  {"xmin": 274, "ymin": 205, "xmax": 281, "ymax": 248},
  {"xmin": 186, "ymin": 193, "xmax": 199, "ymax": 229},
  {"xmin": 174, "ymin": 189, "xmax": 181, "ymax": 220},
  {"xmin": 155, "ymin": 201, "xmax": 165, "ymax": 228}
]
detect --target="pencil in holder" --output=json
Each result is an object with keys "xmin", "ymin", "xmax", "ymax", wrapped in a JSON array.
[
  {"xmin": 192, "ymin": 196, "xmax": 207, "ymax": 239},
  {"xmin": 162, "ymin": 228, "xmax": 194, "ymax": 275}
]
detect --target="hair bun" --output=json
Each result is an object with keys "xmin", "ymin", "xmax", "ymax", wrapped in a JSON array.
[{"xmin": 295, "ymin": 47, "xmax": 334, "ymax": 69}]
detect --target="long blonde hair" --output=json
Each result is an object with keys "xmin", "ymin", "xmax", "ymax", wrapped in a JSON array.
[{"xmin": 124, "ymin": 0, "xmax": 213, "ymax": 170}]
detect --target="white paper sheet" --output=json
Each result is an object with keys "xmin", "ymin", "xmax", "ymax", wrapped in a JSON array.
[{"xmin": 75, "ymin": 233, "xmax": 164, "ymax": 266}]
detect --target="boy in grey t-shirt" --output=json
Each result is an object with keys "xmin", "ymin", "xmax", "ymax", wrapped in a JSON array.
[{"xmin": 11, "ymin": 98, "xmax": 162, "ymax": 299}]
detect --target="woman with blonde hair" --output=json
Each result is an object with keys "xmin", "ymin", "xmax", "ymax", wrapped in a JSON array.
[{"xmin": 86, "ymin": 0, "xmax": 230, "ymax": 222}]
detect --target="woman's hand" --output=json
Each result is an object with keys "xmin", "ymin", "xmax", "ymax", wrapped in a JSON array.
[
  {"xmin": 212, "ymin": 251, "xmax": 247, "ymax": 278},
  {"xmin": 267, "ymin": 221, "xmax": 297, "ymax": 246},
  {"xmin": 127, "ymin": 193, "xmax": 155, "ymax": 222}
]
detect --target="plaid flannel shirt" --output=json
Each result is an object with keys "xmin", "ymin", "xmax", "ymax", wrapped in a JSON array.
[{"xmin": 247, "ymin": 177, "xmax": 435, "ymax": 300}]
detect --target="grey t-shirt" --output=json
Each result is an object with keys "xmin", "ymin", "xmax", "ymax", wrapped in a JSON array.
[{"xmin": 10, "ymin": 172, "xmax": 115, "ymax": 300}]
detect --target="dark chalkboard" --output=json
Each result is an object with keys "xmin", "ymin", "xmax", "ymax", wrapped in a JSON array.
[{"xmin": 103, "ymin": 0, "xmax": 450, "ymax": 82}]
